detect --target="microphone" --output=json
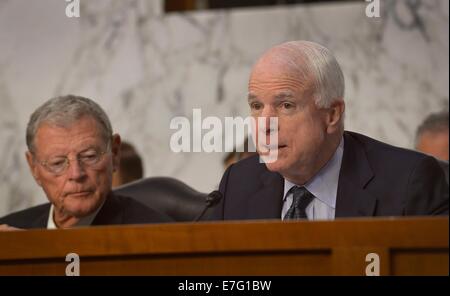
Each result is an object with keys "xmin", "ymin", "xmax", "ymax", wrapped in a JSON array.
[{"xmin": 194, "ymin": 190, "xmax": 223, "ymax": 221}]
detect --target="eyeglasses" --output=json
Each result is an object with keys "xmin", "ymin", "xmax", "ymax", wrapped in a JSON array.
[{"xmin": 35, "ymin": 144, "xmax": 110, "ymax": 175}]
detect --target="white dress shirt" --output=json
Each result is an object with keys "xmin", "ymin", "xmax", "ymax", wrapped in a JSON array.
[
  {"xmin": 282, "ymin": 137, "xmax": 344, "ymax": 220},
  {"xmin": 47, "ymin": 200, "xmax": 105, "ymax": 229}
]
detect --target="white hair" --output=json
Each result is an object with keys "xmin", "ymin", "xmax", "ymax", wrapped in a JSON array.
[
  {"xmin": 26, "ymin": 95, "xmax": 113, "ymax": 153},
  {"xmin": 256, "ymin": 40, "xmax": 345, "ymax": 108}
]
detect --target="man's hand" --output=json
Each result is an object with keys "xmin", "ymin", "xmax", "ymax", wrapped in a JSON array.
[{"xmin": 0, "ymin": 224, "xmax": 23, "ymax": 231}]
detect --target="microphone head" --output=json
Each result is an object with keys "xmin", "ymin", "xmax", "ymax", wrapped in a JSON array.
[{"xmin": 206, "ymin": 190, "xmax": 223, "ymax": 206}]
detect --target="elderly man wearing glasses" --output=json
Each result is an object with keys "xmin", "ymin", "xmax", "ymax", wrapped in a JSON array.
[{"xmin": 0, "ymin": 95, "xmax": 171, "ymax": 230}]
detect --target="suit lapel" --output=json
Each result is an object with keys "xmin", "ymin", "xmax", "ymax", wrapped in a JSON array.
[
  {"xmin": 246, "ymin": 168, "xmax": 284, "ymax": 219},
  {"xmin": 335, "ymin": 132, "xmax": 377, "ymax": 217},
  {"xmin": 92, "ymin": 193, "xmax": 122, "ymax": 225},
  {"xmin": 30, "ymin": 204, "xmax": 51, "ymax": 228}
]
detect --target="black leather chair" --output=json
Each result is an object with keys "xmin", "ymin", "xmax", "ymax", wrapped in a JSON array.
[{"xmin": 113, "ymin": 177, "xmax": 211, "ymax": 222}]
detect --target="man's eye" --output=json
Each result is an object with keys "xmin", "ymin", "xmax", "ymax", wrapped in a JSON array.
[
  {"xmin": 48, "ymin": 159, "xmax": 66, "ymax": 167},
  {"xmin": 250, "ymin": 102, "xmax": 262, "ymax": 110},
  {"xmin": 281, "ymin": 102, "xmax": 295, "ymax": 109},
  {"xmin": 80, "ymin": 153, "xmax": 98, "ymax": 162}
]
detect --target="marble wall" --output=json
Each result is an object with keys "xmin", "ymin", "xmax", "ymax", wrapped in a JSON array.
[{"xmin": 0, "ymin": 0, "xmax": 448, "ymax": 216}]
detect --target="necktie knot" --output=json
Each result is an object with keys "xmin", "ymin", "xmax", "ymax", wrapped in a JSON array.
[{"xmin": 284, "ymin": 186, "xmax": 315, "ymax": 220}]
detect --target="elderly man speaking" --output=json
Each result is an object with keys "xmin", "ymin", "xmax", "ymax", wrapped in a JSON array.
[
  {"xmin": 210, "ymin": 40, "xmax": 449, "ymax": 221},
  {"xmin": 0, "ymin": 95, "xmax": 171, "ymax": 229}
]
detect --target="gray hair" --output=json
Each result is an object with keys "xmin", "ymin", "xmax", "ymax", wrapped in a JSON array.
[
  {"xmin": 26, "ymin": 95, "xmax": 113, "ymax": 153},
  {"xmin": 415, "ymin": 110, "xmax": 449, "ymax": 146},
  {"xmin": 257, "ymin": 41, "xmax": 345, "ymax": 108}
]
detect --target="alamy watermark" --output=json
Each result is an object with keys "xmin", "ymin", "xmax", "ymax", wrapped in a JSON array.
[
  {"xmin": 65, "ymin": 0, "xmax": 80, "ymax": 18},
  {"xmin": 365, "ymin": 252, "xmax": 380, "ymax": 276},
  {"xmin": 65, "ymin": 252, "xmax": 80, "ymax": 276},
  {"xmin": 365, "ymin": 0, "xmax": 380, "ymax": 18},
  {"xmin": 169, "ymin": 109, "xmax": 279, "ymax": 163}
]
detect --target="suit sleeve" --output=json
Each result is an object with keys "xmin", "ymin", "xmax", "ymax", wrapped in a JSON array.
[{"xmin": 405, "ymin": 156, "xmax": 449, "ymax": 215}]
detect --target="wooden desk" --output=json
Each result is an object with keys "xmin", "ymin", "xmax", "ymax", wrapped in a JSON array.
[{"xmin": 0, "ymin": 217, "xmax": 447, "ymax": 275}]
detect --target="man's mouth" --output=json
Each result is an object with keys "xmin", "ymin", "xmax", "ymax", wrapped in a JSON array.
[
  {"xmin": 66, "ymin": 191, "xmax": 93, "ymax": 198},
  {"xmin": 262, "ymin": 144, "xmax": 287, "ymax": 150},
  {"xmin": 259, "ymin": 144, "xmax": 287, "ymax": 154}
]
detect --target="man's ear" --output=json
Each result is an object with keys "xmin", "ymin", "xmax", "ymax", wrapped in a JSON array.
[
  {"xmin": 111, "ymin": 134, "xmax": 121, "ymax": 172},
  {"xmin": 26, "ymin": 151, "xmax": 42, "ymax": 187},
  {"xmin": 326, "ymin": 99, "xmax": 345, "ymax": 134}
]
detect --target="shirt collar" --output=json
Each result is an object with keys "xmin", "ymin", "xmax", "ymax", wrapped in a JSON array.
[
  {"xmin": 283, "ymin": 136, "xmax": 344, "ymax": 209},
  {"xmin": 47, "ymin": 199, "xmax": 105, "ymax": 229}
]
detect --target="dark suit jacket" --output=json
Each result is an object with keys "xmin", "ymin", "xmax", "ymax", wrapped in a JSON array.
[
  {"xmin": 210, "ymin": 131, "xmax": 449, "ymax": 220},
  {"xmin": 0, "ymin": 193, "xmax": 172, "ymax": 229},
  {"xmin": 437, "ymin": 160, "xmax": 449, "ymax": 185}
]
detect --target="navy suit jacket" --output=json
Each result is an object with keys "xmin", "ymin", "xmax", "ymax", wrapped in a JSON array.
[
  {"xmin": 210, "ymin": 131, "xmax": 449, "ymax": 220},
  {"xmin": 0, "ymin": 193, "xmax": 172, "ymax": 229}
]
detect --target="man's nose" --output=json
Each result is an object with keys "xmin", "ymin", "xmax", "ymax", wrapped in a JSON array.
[
  {"xmin": 259, "ymin": 107, "xmax": 278, "ymax": 136},
  {"xmin": 66, "ymin": 158, "xmax": 87, "ymax": 181}
]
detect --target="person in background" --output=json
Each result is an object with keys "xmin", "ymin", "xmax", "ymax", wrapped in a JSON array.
[
  {"xmin": 112, "ymin": 141, "xmax": 144, "ymax": 188},
  {"xmin": 415, "ymin": 111, "xmax": 449, "ymax": 161},
  {"xmin": 415, "ymin": 110, "xmax": 449, "ymax": 184}
]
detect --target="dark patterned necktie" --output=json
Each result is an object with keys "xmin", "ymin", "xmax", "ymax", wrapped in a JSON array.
[{"xmin": 283, "ymin": 186, "xmax": 315, "ymax": 220}]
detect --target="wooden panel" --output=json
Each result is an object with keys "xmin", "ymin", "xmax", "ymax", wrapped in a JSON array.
[
  {"xmin": 0, "ymin": 251, "xmax": 331, "ymax": 275},
  {"xmin": 165, "ymin": 0, "xmax": 196, "ymax": 12},
  {"xmin": 391, "ymin": 249, "xmax": 449, "ymax": 275},
  {"xmin": 332, "ymin": 247, "xmax": 390, "ymax": 275},
  {"xmin": 0, "ymin": 217, "xmax": 447, "ymax": 275}
]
